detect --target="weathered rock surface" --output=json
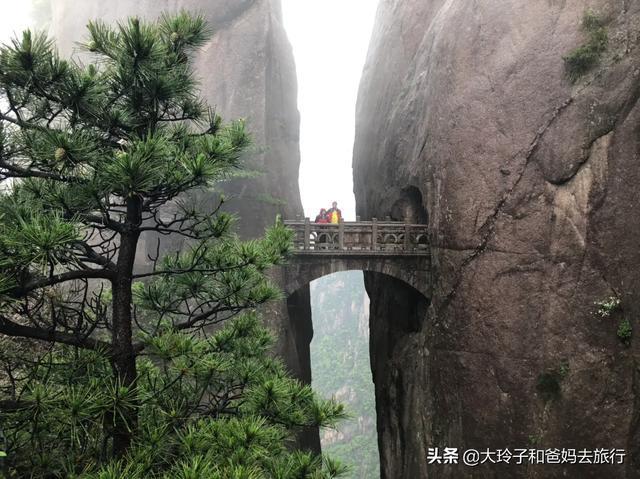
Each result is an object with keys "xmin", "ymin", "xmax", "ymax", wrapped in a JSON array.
[
  {"xmin": 50, "ymin": 0, "xmax": 302, "ymax": 237},
  {"xmin": 50, "ymin": 0, "xmax": 316, "ymax": 449},
  {"xmin": 354, "ymin": 1, "xmax": 640, "ymax": 477}
]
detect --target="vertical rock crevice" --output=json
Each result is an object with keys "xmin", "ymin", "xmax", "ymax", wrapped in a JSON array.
[{"xmin": 364, "ymin": 272, "xmax": 430, "ymax": 479}]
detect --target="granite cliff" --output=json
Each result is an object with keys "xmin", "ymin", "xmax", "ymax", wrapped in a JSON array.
[
  {"xmin": 50, "ymin": 0, "xmax": 302, "ymax": 236},
  {"xmin": 354, "ymin": 1, "xmax": 640, "ymax": 478}
]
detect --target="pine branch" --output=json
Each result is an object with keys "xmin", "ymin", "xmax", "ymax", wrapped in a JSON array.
[
  {"xmin": 0, "ymin": 315, "xmax": 110, "ymax": 352},
  {"xmin": 0, "ymin": 159, "xmax": 75, "ymax": 182},
  {"xmin": 6, "ymin": 269, "xmax": 115, "ymax": 298},
  {"xmin": 72, "ymin": 239, "xmax": 117, "ymax": 269}
]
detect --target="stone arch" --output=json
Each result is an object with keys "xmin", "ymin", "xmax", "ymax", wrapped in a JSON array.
[
  {"xmin": 268, "ymin": 254, "xmax": 432, "ymax": 464},
  {"xmin": 277, "ymin": 255, "xmax": 431, "ymax": 299}
]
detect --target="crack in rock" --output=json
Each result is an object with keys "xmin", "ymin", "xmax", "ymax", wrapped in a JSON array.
[{"xmin": 439, "ymin": 96, "xmax": 574, "ymax": 310}]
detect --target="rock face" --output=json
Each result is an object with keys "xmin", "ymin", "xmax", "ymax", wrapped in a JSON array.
[
  {"xmin": 49, "ymin": 0, "xmax": 315, "ymax": 447},
  {"xmin": 50, "ymin": 0, "xmax": 302, "ymax": 237},
  {"xmin": 354, "ymin": 1, "xmax": 640, "ymax": 478}
]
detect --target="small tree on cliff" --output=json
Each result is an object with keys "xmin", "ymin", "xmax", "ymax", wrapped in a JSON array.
[{"xmin": 0, "ymin": 13, "xmax": 346, "ymax": 477}]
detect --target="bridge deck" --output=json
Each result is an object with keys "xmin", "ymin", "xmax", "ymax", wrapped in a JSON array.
[{"xmin": 284, "ymin": 219, "xmax": 429, "ymax": 256}]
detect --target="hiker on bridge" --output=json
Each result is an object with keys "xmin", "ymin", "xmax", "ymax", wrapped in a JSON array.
[
  {"xmin": 326, "ymin": 201, "xmax": 342, "ymax": 224},
  {"xmin": 315, "ymin": 208, "xmax": 329, "ymax": 223}
]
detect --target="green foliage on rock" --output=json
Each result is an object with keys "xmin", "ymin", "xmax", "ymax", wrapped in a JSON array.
[
  {"xmin": 593, "ymin": 295, "xmax": 632, "ymax": 345},
  {"xmin": 564, "ymin": 9, "xmax": 608, "ymax": 83},
  {"xmin": 617, "ymin": 318, "xmax": 632, "ymax": 345},
  {"xmin": 594, "ymin": 295, "xmax": 621, "ymax": 318},
  {"xmin": 558, "ymin": 361, "xmax": 570, "ymax": 379},
  {"xmin": 254, "ymin": 193, "xmax": 288, "ymax": 206},
  {"xmin": 528, "ymin": 434, "xmax": 542, "ymax": 446},
  {"xmin": 536, "ymin": 371, "xmax": 562, "ymax": 402},
  {"xmin": 0, "ymin": 12, "xmax": 346, "ymax": 478}
]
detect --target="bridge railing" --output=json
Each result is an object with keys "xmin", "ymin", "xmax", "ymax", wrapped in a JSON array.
[{"xmin": 283, "ymin": 218, "xmax": 429, "ymax": 254}]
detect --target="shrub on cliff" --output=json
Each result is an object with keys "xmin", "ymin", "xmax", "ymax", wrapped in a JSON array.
[
  {"xmin": 0, "ymin": 12, "xmax": 346, "ymax": 478},
  {"xmin": 564, "ymin": 9, "xmax": 608, "ymax": 83}
]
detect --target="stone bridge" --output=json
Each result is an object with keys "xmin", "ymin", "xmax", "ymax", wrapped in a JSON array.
[{"xmin": 273, "ymin": 218, "xmax": 432, "ymax": 298}]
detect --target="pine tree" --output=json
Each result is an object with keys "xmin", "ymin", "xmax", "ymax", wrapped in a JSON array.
[{"xmin": 0, "ymin": 12, "xmax": 346, "ymax": 477}]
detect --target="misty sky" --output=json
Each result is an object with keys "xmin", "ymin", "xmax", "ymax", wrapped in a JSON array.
[
  {"xmin": 0, "ymin": 1, "xmax": 379, "ymax": 220},
  {"xmin": 281, "ymin": 0, "xmax": 378, "ymax": 220},
  {"xmin": 0, "ymin": 3, "xmax": 31, "ymax": 43}
]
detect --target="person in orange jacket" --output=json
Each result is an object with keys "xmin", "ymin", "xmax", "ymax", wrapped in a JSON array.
[{"xmin": 326, "ymin": 201, "xmax": 342, "ymax": 224}]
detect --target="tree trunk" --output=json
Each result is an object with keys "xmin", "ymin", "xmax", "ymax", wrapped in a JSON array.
[{"xmin": 110, "ymin": 195, "xmax": 142, "ymax": 457}]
